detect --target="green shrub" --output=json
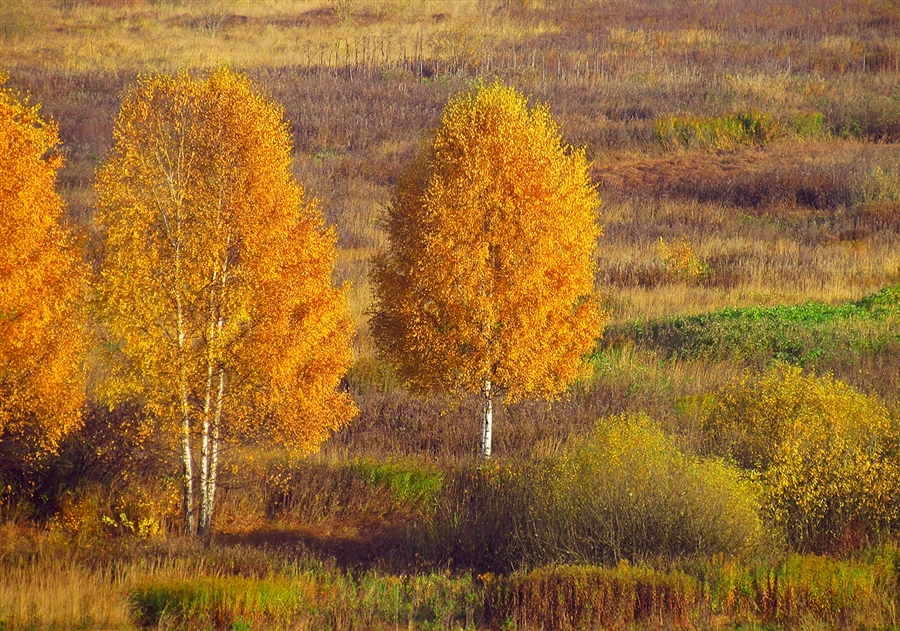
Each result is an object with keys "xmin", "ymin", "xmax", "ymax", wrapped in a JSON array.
[
  {"xmin": 547, "ymin": 414, "xmax": 763, "ymax": 564},
  {"xmin": 703, "ymin": 363, "xmax": 900, "ymax": 550},
  {"xmin": 654, "ymin": 111, "xmax": 781, "ymax": 151},
  {"xmin": 654, "ymin": 111, "xmax": 823, "ymax": 152},
  {"xmin": 792, "ymin": 111, "xmax": 825, "ymax": 137},
  {"xmin": 428, "ymin": 414, "xmax": 762, "ymax": 571}
]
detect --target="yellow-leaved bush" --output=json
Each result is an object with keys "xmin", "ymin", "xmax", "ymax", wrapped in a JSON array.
[
  {"xmin": 0, "ymin": 72, "xmax": 88, "ymax": 465},
  {"xmin": 703, "ymin": 363, "xmax": 900, "ymax": 550},
  {"xmin": 371, "ymin": 82, "xmax": 605, "ymax": 456},
  {"xmin": 429, "ymin": 413, "xmax": 762, "ymax": 571}
]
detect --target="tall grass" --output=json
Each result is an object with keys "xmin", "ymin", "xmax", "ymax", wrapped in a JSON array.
[{"xmin": 131, "ymin": 571, "xmax": 480, "ymax": 631}]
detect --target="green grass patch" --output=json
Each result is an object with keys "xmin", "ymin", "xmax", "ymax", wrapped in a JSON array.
[
  {"xmin": 131, "ymin": 570, "xmax": 479, "ymax": 631},
  {"xmin": 349, "ymin": 458, "xmax": 443, "ymax": 506},
  {"xmin": 605, "ymin": 285, "xmax": 900, "ymax": 366}
]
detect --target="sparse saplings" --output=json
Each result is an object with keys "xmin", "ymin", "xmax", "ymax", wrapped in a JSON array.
[
  {"xmin": 0, "ymin": 72, "xmax": 88, "ymax": 463},
  {"xmin": 371, "ymin": 82, "xmax": 605, "ymax": 459},
  {"xmin": 95, "ymin": 67, "xmax": 356, "ymax": 541}
]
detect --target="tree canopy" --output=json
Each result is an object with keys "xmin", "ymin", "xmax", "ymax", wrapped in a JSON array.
[
  {"xmin": 0, "ymin": 72, "xmax": 88, "ymax": 459},
  {"xmin": 95, "ymin": 67, "xmax": 356, "ymax": 538},
  {"xmin": 371, "ymin": 81, "xmax": 605, "ymax": 456}
]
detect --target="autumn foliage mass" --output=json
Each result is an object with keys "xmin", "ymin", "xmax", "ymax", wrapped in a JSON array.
[{"xmin": 4, "ymin": 1, "xmax": 900, "ymax": 629}]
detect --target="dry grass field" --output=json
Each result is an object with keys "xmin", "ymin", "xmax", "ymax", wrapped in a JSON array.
[{"xmin": 4, "ymin": 0, "xmax": 900, "ymax": 629}]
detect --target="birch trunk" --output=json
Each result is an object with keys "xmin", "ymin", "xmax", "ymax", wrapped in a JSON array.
[
  {"xmin": 197, "ymin": 325, "xmax": 216, "ymax": 539},
  {"xmin": 199, "ymin": 368, "xmax": 224, "ymax": 545},
  {"xmin": 198, "ymin": 243, "xmax": 229, "ymax": 543},
  {"xmin": 481, "ymin": 379, "xmax": 493, "ymax": 459},
  {"xmin": 175, "ymin": 275, "xmax": 195, "ymax": 536}
]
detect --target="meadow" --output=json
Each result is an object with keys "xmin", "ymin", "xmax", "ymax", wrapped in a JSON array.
[{"xmin": 4, "ymin": 0, "xmax": 900, "ymax": 629}]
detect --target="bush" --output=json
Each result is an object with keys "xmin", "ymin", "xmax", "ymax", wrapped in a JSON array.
[
  {"xmin": 427, "ymin": 414, "xmax": 762, "ymax": 571},
  {"xmin": 654, "ymin": 111, "xmax": 782, "ymax": 151},
  {"xmin": 546, "ymin": 414, "xmax": 762, "ymax": 564},
  {"xmin": 703, "ymin": 363, "xmax": 900, "ymax": 550}
]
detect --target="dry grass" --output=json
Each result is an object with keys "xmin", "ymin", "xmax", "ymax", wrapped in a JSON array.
[{"xmin": 6, "ymin": 0, "xmax": 900, "ymax": 334}]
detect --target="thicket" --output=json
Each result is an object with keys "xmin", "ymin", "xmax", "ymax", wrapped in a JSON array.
[
  {"xmin": 703, "ymin": 364, "xmax": 900, "ymax": 551},
  {"xmin": 428, "ymin": 414, "xmax": 762, "ymax": 572}
]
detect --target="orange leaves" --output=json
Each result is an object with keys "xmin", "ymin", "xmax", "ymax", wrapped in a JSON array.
[
  {"xmin": 371, "ymin": 81, "xmax": 606, "ymax": 400},
  {"xmin": 95, "ymin": 67, "xmax": 355, "ymax": 451},
  {"xmin": 0, "ymin": 73, "xmax": 88, "ymax": 454}
]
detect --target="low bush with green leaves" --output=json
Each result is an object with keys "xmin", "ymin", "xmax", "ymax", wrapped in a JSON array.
[
  {"xmin": 427, "ymin": 414, "xmax": 762, "ymax": 571},
  {"xmin": 654, "ymin": 111, "xmax": 823, "ymax": 151}
]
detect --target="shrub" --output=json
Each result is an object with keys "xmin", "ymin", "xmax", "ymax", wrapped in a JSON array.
[
  {"xmin": 703, "ymin": 363, "xmax": 900, "ymax": 550},
  {"xmin": 428, "ymin": 414, "xmax": 762, "ymax": 571},
  {"xmin": 657, "ymin": 235, "xmax": 708, "ymax": 281},
  {"xmin": 654, "ymin": 111, "xmax": 782, "ymax": 151},
  {"xmin": 546, "ymin": 414, "xmax": 762, "ymax": 564}
]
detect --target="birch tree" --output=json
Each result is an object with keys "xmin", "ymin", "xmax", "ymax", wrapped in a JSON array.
[
  {"xmin": 370, "ymin": 82, "xmax": 605, "ymax": 459},
  {"xmin": 0, "ymin": 72, "xmax": 88, "ymax": 459},
  {"xmin": 95, "ymin": 67, "xmax": 356, "ymax": 541}
]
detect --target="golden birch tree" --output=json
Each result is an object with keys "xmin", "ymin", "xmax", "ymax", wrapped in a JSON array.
[
  {"xmin": 0, "ymin": 72, "xmax": 88, "ymax": 461},
  {"xmin": 370, "ymin": 82, "xmax": 605, "ymax": 459},
  {"xmin": 95, "ymin": 67, "xmax": 355, "ymax": 541}
]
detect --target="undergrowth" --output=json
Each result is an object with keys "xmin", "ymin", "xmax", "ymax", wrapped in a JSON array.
[{"xmin": 607, "ymin": 285, "xmax": 900, "ymax": 367}]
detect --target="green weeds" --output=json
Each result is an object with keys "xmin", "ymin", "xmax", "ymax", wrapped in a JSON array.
[
  {"xmin": 607, "ymin": 285, "xmax": 900, "ymax": 367},
  {"xmin": 654, "ymin": 111, "xmax": 823, "ymax": 151},
  {"xmin": 131, "ymin": 571, "xmax": 479, "ymax": 631},
  {"xmin": 350, "ymin": 458, "xmax": 443, "ymax": 507}
]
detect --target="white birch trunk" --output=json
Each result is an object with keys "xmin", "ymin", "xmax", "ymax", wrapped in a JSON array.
[
  {"xmin": 175, "ymin": 276, "xmax": 195, "ymax": 536},
  {"xmin": 481, "ymin": 379, "xmax": 493, "ymax": 459},
  {"xmin": 198, "ymin": 243, "xmax": 229, "ymax": 543},
  {"xmin": 200, "ymin": 368, "xmax": 224, "ymax": 545}
]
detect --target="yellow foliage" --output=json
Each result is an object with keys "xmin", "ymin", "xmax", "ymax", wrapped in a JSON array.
[
  {"xmin": 704, "ymin": 363, "xmax": 900, "ymax": 549},
  {"xmin": 96, "ymin": 66, "xmax": 355, "ymax": 451},
  {"xmin": 95, "ymin": 67, "xmax": 356, "ymax": 535},
  {"xmin": 657, "ymin": 235, "xmax": 708, "ymax": 281},
  {"xmin": 370, "ymin": 81, "xmax": 606, "ymax": 400},
  {"xmin": 0, "ymin": 70, "xmax": 88, "ymax": 456}
]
